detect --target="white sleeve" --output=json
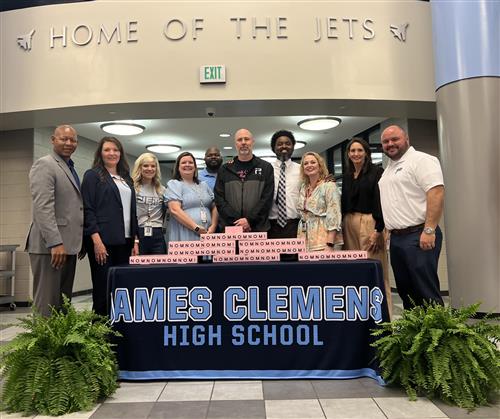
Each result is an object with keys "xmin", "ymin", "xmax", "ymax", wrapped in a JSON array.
[{"xmin": 415, "ymin": 154, "xmax": 444, "ymax": 192}]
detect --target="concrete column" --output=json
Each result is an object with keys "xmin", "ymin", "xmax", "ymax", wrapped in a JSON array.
[{"xmin": 430, "ymin": 0, "xmax": 499, "ymax": 313}]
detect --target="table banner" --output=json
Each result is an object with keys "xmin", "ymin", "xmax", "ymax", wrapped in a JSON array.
[
  {"xmin": 200, "ymin": 232, "xmax": 267, "ymax": 241},
  {"xmin": 213, "ymin": 254, "xmax": 280, "ymax": 263},
  {"xmin": 299, "ymin": 251, "xmax": 368, "ymax": 261},
  {"xmin": 108, "ymin": 261, "xmax": 389, "ymax": 381},
  {"xmin": 130, "ymin": 255, "xmax": 197, "ymax": 265}
]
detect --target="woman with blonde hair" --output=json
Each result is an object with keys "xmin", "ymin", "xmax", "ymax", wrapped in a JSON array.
[
  {"xmin": 132, "ymin": 152, "xmax": 167, "ymax": 255},
  {"xmin": 297, "ymin": 152, "xmax": 341, "ymax": 251}
]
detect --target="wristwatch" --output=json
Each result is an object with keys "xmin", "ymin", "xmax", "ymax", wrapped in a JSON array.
[
  {"xmin": 326, "ymin": 242, "xmax": 334, "ymax": 248},
  {"xmin": 194, "ymin": 226, "xmax": 200, "ymax": 233},
  {"xmin": 423, "ymin": 226, "xmax": 435, "ymax": 235}
]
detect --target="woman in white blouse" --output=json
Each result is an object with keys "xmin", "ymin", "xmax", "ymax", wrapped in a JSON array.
[{"xmin": 132, "ymin": 153, "xmax": 167, "ymax": 255}]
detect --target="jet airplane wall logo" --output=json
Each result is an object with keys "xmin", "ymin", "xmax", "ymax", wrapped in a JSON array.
[
  {"xmin": 17, "ymin": 29, "xmax": 36, "ymax": 51},
  {"xmin": 390, "ymin": 23, "xmax": 409, "ymax": 42}
]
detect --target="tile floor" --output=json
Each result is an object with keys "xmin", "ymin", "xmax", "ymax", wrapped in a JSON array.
[{"xmin": 1, "ymin": 294, "xmax": 499, "ymax": 419}]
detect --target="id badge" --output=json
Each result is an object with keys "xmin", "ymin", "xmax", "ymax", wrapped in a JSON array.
[
  {"xmin": 144, "ymin": 226, "xmax": 153, "ymax": 237},
  {"xmin": 200, "ymin": 209, "xmax": 208, "ymax": 224},
  {"xmin": 301, "ymin": 221, "xmax": 307, "ymax": 232}
]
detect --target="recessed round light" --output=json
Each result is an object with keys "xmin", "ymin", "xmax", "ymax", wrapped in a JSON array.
[
  {"xmin": 295, "ymin": 141, "xmax": 307, "ymax": 149},
  {"xmin": 101, "ymin": 122, "xmax": 145, "ymax": 136},
  {"xmin": 223, "ymin": 146, "xmax": 233, "ymax": 150},
  {"xmin": 219, "ymin": 133, "xmax": 231, "ymax": 138},
  {"xmin": 146, "ymin": 144, "xmax": 182, "ymax": 154},
  {"xmin": 297, "ymin": 117, "xmax": 341, "ymax": 131}
]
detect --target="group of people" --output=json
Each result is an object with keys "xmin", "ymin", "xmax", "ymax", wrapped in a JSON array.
[{"xmin": 26, "ymin": 123, "xmax": 444, "ymax": 318}]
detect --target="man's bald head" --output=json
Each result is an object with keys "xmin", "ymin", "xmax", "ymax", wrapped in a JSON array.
[
  {"xmin": 53, "ymin": 124, "xmax": 76, "ymax": 137},
  {"xmin": 234, "ymin": 128, "xmax": 255, "ymax": 161},
  {"xmin": 204, "ymin": 147, "xmax": 222, "ymax": 172},
  {"xmin": 381, "ymin": 125, "xmax": 410, "ymax": 161},
  {"xmin": 51, "ymin": 125, "xmax": 78, "ymax": 161}
]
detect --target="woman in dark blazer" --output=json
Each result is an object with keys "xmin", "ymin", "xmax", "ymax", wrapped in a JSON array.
[{"xmin": 81, "ymin": 136, "xmax": 138, "ymax": 316}]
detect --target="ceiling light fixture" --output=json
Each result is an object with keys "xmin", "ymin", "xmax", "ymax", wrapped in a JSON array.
[
  {"xmin": 223, "ymin": 146, "xmax": 233, "ymax": 150},
  {"xmin": 297, "ymin": 117, "xmax": 341, "ymax": 131},
  {"xmin": 295, "ymin": 141, "xmax": 307, "ymax": 149},
  {"xmin": 219, "ymin": 133, "xmax": 231, "ymax": 138},
  {"xmin": 146, "ymin": 144, "xmax": 182, "ymax": 154},
  {"xmin": 101, "ymin": 122, "xmax": 145, "ymax": 136}
]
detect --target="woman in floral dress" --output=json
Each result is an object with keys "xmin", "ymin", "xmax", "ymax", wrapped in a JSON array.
[{"xmin": 297, "ymin": 152, "xmax": 341, "ymax": 251}]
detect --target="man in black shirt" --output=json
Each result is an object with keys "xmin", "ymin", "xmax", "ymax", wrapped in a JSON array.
[{"xmin": 214, "ymin": 129, "xmax": 274, "ymax": 232}]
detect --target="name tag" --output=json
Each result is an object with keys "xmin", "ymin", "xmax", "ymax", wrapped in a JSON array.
[{"xmin": 200, "ymin": 209, "xmax": 208, "ymax": 224}]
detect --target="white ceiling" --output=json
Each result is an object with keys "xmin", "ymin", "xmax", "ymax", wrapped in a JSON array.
[{"xmin": 72, "ymin": 114, "xmax": 385, "ymax": 163}]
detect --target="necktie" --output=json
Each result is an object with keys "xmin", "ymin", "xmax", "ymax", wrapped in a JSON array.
[
  {"xmin": 67, "ymin": 159, "xmax": 81, "ymax": 190},
  {"xmin": 277, "ymin": 161, "xmax": 287, "ymax": 228}
]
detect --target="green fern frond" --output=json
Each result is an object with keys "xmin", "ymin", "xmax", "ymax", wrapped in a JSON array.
[
  {"xmin": 0, "ymin": 296, "xmax": 120, "ymax": 416},
  {"xmin": 371, "ymin": 302, "xmax": 500, "ymax": 410}
]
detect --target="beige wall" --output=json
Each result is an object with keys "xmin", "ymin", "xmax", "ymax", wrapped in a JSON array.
[
  {"xmin": 1, "ymin": 1, "xmax": 435, "ymax": 114},
  {"xmin": 0, "ymin": 130, "xmax": 34, "ymax": 300}
]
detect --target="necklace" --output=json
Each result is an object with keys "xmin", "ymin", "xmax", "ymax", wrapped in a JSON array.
[{"xmin": 306, "ymin": 179, "xmax": 322, "ymax": 196}]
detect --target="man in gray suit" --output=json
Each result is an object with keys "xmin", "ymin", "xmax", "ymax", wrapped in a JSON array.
[{"xmin": 25, "ymin": 125, "xmax": 83, "ymax": 316}]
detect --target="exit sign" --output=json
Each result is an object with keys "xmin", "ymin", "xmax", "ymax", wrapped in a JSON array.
[{"xmin": 200, "ymin": 65, "xmax": 226, "ymax": 84}]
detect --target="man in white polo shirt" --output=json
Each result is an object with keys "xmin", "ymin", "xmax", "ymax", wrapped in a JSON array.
[{"xmin": 378, "ymin": 125, "xmax": 445, "ymax": 309}]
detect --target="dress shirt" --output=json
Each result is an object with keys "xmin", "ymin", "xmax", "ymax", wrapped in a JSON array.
[
  {"xmin": 112, "ymin": 175, "xmax": 133, "ymax": 238},
  {"xmin": 198, "ymin": 168, "xmax": 217, "ymax": 190},
  {"xmin": 269, "ymin": 159, "xmax": 301, "ymax": 220}
]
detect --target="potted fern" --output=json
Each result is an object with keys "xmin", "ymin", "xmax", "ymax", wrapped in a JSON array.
[
  {"xmin": 372, "ymin": 302, "xmax": 500, "ymax": 410},
  {"xmin": 0, "ymin": 297, "xmax": 120, "ymax": 416}
]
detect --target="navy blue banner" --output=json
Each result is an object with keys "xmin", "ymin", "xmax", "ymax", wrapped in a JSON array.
[{"xmin": 108, "ymin": 261, "xmax": 389, "ymax": 381}]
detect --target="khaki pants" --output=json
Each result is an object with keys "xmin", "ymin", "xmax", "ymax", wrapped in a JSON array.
[{"xmin": 343, "ymin": 212, "xmax": 392, "ymax": 318}]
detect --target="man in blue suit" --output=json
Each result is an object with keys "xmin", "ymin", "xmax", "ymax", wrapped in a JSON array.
[{"xmin": 25, "ymin": 125, "xmax": 83, "ymax": 316}]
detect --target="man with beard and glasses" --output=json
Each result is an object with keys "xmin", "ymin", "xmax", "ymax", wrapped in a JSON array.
[
  {"xmin": 378, "ymin": 125, "xmax": 445, "ymax": 309},
  {"xmin": 199, "ymin": 147, "xmax": 223, "ymax": 190},
  {"xmin": 214, "ymin": 128, "xmax": 274, "ymax": 232}
]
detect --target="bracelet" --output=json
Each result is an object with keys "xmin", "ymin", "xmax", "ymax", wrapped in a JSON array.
[{"xmin": 326, "ymin": 242, "xmax": 334, "ymax": 248}]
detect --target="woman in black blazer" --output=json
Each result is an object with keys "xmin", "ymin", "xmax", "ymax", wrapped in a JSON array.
[
  {"xmin": 82, "ymin": 136, "xmax": 138, "ymax": 316},
  {"xmin": 341, "ymin": 137, "xmax": 391, "ymax": 316}
]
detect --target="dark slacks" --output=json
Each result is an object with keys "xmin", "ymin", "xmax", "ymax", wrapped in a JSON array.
[
  {"xmin": 268, "ymin": 219, "xmax": 300, "ymax": 261},
  {"xmin": 138, "ymin": 227, "xmax": 167, "ymax": 255},
  {"xmin": 30, "ymin": 253, "xmax": 76, "ymax": 317},
  {"xmin": 84, "ymin": 236, "xmax": 133, "ymax": 316},
  {"xmin": 390, "ymin": 226, "xmax": 444, "ymax": 310}
]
